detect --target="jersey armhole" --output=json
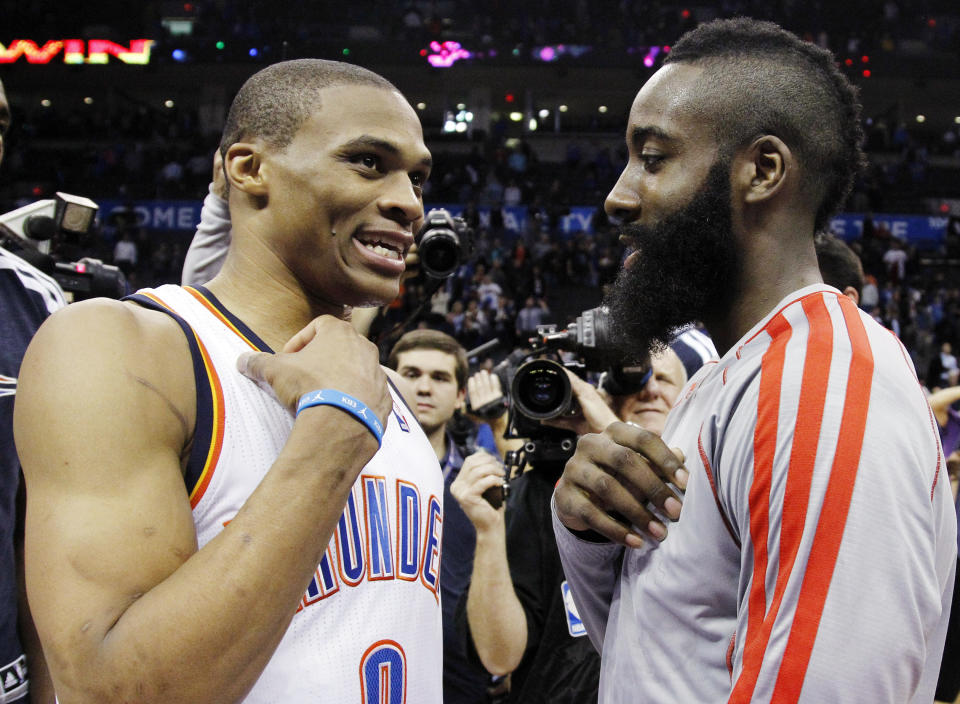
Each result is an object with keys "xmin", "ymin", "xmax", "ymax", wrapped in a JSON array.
[{"xmin": 125, "ymin": 293, "xmax": 216, "ymax": 501}]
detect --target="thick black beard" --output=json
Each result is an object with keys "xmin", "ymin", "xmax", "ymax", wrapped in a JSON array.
[{"xmin": 604, "ymin": 159, "xmax": 739, "ymax": 360}]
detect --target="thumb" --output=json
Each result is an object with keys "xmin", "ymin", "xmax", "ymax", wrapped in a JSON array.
[
  {"xmin": 237, "ymin": 350, "xmax": 275, "ymax": 384},
  {"xmin": 671, "ymin": 447, "xmax": 688, "ymax": 490},
  {"xmin": 237, "ymin": 351, "xmax": 291, "ymax": 409}
]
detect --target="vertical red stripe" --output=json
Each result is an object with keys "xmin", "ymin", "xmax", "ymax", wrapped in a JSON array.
[
  {"xmin": 927, "ymin": 402, "xmax": 943, "ymax": 500},
  {"xmin": 730, "ymin": 296, "xmax": 835, "ymax": 701},
  {"xmin": 698, "ymin": 428, "xmax": 741, "ymax": 548},
  {"xmin": 732, "ymin": 312, "xmax": 790, "ymax": 700},
  {"xmin": 769, "ymin": 295, "xmax": 874, "ymax": 701}
]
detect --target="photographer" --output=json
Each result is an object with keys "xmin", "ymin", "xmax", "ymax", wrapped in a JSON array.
[
  {"xmin": 450, "ymin": 314, "xmax": 688, "ymax": 702},
  {"xmin": 0, "ymin": 78, "xmax": 59, "ymax": 704},
  {"xmin": 387, "ymin": 329, "xmax": 503, "ymax": 704}
]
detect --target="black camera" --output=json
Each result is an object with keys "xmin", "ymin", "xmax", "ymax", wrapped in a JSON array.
[
  {"xmin": 491, "ymin": 306, "xmax": 651, "ymax": 471},
  {"xmin": 415, "ymin": 208, "xmax": 474, "ymax": 279},
  {"xmin": 0, "ymin": 192, "xmax": 127, "ymax": 301},
  {"xmin": 509, "ymin": 306, "xmax": 650, "ymax": 421}
]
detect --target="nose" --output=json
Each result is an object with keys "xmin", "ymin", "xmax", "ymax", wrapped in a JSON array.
[
  {"xmin": 414, "ymin": 374, "xmax": 433, "ymax": 394},
  {"xmin": 640, "ymin": 374, "xmax": 661, "ymax": 400},
  {"xmin": 604, "ymin": 166, "xmax": 641, "ymax": 222},
  {"xmin": 379, "ymin": 173, "xmax": 424, "ymax": 228}
]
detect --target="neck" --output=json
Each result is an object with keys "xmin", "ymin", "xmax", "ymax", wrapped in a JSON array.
[
  {"xmin": 204, "ymin": 229, "xmax": 348, "ymax": 351},
  {"xmin": 704, "ymin": 222, "xmax": 822, "ymax": 356},
  {"xmin": 427, "ymin": 425, "xmax": 447, "ymax": 462}
]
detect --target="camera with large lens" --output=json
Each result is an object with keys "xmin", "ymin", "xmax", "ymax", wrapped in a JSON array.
[
  {"xmin": 0, "ymin": 192, "xmax": 126, "ymax": 300},
  {"xmin": 491, "ymin": 306, "xmax": 650, "ymax": 472},
  {"xmin": 415, "ymin": 208, "xmax": 474, "ymax": 279},
  {"xmin": 510, "ymin": 306, "xmax": 634, "ymax": 421}
]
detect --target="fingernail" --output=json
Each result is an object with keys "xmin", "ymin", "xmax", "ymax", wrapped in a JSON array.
[
  {"xmin": 647, "ymin": 521, "xmax": 667, "ymax": 541},
  {"xmin": 664, "ymin": 496, "xmax": 682, "ymax": 519},
  {"xmin": 675, "ymin": 468, "xmax": 689, "ymax": 489},
  {"xmin": 625, "ymin": 533, "xmax": 644, "ymax": 549}
]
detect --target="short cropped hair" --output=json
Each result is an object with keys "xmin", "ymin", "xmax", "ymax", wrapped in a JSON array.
[
  {"xmin": 219, "ymin": 59, "xmax": 397, "ymax": 157},
  {"xmin": 666, "ymin": 18, "xmax": 866, "ymax": 231},
  {"xmin": 814, "ymin": 231, "xmax": 864, "ymax": 297},
  {"xmin": 387, "ymin": 329, "xmax": 469, "ymax": 391}
]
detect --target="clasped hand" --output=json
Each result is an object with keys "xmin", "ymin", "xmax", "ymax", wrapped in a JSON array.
[{"xmin": 554, "ymin": 422, "xmax": 688, "ymax": 548}]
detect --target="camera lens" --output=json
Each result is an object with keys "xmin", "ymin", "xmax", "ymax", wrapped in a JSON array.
[
  {"xmin": 418, "ymin": 228, "xmax": 460, "ymax": 278},
  {"xmin": 511, "ymin": 359, "xmax": 573, "ymax": 420}
]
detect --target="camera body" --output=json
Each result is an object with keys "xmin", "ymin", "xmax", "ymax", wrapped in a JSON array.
[
  {"xmin": 492, "ymin": 306, "xmax": 651, "ymax": 470},
  {"xmin": 0, "ymin": 193, "xmax": 126, "ymax": 300},
  {"xmin": 415, "ymin": 207, "xmax": 474, "ymax": 279}
]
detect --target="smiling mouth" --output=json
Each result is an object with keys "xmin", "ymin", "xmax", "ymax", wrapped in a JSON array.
[{"xmin": 357, "ymin": 236, "xmax": 403, "ymax": 260}]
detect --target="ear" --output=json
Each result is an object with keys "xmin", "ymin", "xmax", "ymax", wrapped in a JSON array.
[
  {"xmin": 224, "ymin": 142, "xmax": 269, "ymax": 197},
  {"xmin": 735, "ymin": 134, "xmax": 792, "ymax": 206},
  {"xmin": 456, "ymin": 388, "xmax": 466, "ymax": 410},
  {"xmin": 842, "ymin": 286, "xmax": 860, "ymax": 305}
]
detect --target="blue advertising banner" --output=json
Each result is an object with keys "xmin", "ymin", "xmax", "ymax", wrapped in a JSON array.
[
  {"xmin": 827, "ymin": 213, "xmax": 949, "ymax": 249},
  {"xmin": 97, "ymin": 200, "xmax": 950, "ymax": 250}
]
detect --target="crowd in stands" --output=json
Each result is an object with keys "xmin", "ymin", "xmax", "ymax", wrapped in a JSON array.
[
  {"xmin": 1, "ymin": 0, "xmax": 958, "ymax": 394},
  {"xmin": 2, "ymin": 114, "xmax": 958, "ymax": 394}
]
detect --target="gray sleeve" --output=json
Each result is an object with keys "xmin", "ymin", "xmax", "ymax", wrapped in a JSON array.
[
  {"xmin": 551, "ymin": 493, "xmax": 623, "ymax": 654},
  {"xmin": 181, "ymin": 185, "xmax": 231, "ymax": 286}
]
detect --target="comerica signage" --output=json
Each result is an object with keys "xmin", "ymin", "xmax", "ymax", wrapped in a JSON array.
[{"xmin": 0, "ymin": 39, "xmax": 154, "ymax": 65}]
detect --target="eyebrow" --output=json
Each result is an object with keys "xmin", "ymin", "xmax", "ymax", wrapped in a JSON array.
[
  {"xmin": 341, "ymin": 135, "xmax": 433, "ymax": 168},
  {"xmin": 630, "ymin": 125, "xmax": 677, "ymax": 147}
]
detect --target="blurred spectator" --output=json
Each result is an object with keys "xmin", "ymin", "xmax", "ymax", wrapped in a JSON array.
[
  {"xmin": 112, "ymin": 230, "xmax": 138, "ymax": 275},
  {"xmin": 515, "ymin": 296, "xmax": 550, "ymax": 338},
  {"xmin": 388, "ymin": 330, "xmax": 503, "ymax": 704}
]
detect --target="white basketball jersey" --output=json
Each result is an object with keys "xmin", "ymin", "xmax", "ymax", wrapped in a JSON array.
[{"xmin": 129, "ymin": 284, "xmax": 444, "ymax": 703}]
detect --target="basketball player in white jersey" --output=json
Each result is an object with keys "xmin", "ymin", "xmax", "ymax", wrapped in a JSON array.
[
  {"xmin": 14, "ymin": 60, "xmax": 443, "ymax": 702},
  {"xmin": 552, "ymin": 18, "xmax": 956, "ymax": 703}
]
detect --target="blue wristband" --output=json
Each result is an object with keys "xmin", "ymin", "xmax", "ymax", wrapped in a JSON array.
[{"xmin": 296, "ymin": 389, "xmax": 384, "ymax": 446}]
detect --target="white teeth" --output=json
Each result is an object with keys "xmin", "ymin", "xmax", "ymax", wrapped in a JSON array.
[{"xmin": 363, "ymin": 242, "xmax": 401, "ymax": 260}]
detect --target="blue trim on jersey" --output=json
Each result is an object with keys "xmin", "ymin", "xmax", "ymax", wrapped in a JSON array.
[
  {"xmin": 124, "ymin": 293, "xmax": 215, "ymax": 499},
  {"xmin": 193, "ymin": 285, "xmax": 273, "ymax": 353}
]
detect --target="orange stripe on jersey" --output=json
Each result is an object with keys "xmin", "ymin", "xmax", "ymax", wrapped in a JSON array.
[
  {"xmin": 188, "ymin": 332, "xmax": 225, "ymax": 508},
  {"xmin": 731, "ymin": 294, "xmax": 834, "ymax": 701},
  {"xmin": 184, "ymin": 286, "xmax": 260, "ymax": 350},
  {"xmin": 138, "ymin": 291, "xmax": 227, "ymax": 508},
  {"xmin": 731, "ymin": 312, "xmax": 790, "ymax": 703},
  {"xmin": 769, "ymin": 294, "xmax": 874, "ymax": 702}
]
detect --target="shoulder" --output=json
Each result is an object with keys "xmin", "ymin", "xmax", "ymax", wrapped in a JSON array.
[
  {"xmin": 30, "ymin": 296, "xmax": 190, "ymax": 361},
  {"xmin": 19, "ymin": 297, "xmax": 197, "ymax": 450}
]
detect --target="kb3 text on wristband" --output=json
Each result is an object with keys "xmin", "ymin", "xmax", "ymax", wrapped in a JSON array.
[{"xmin": 296, "ymin": 389, "xmax": 384, "ymax": 446}]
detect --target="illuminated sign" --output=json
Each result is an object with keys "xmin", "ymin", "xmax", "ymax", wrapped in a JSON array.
[
  {"xmin": 425, "ymin": 41, "xmax": 472, "ymax": 68},
  {"xmin": 0, "ymin": 39, "xmax": 154, "ymax": 65},
  {"xmin": 531, "ymin": 45, "xmax": 592, "ymax": 62}
]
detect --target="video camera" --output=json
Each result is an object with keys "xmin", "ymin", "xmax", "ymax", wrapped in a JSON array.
[
  {"xmin": 0, "ymin": 192, "xmax": 127, "ymax": 301},
  {"xmin": 415, "ymin": 207, "xmax": 474, "ymax": 279},
  {"xmin": 481, "ymin": 306, "xmax": 651, "ymax": 474}
]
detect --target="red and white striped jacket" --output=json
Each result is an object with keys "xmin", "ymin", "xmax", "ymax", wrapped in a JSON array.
[{"xmin": 555, "ymin": 283, "xmax": 957, "ymax": 703}]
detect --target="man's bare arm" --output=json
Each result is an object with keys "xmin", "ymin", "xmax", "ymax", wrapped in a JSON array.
[
  {"xmin": 928, "ymin": 385, "xmax": 960, "ymax": 429},
  {"xmin": 15, "ymin": 300, "xmax": 389, "ymax": 704}
]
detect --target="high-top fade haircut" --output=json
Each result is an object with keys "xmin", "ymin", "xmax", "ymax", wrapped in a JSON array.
[
  {"xmin": 219, "ymin": 59, "xmax": 398, "ymax": 158},
  {"xmin": 665, "ymin": 18, "xmax": 866, "ymax": 232}
]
